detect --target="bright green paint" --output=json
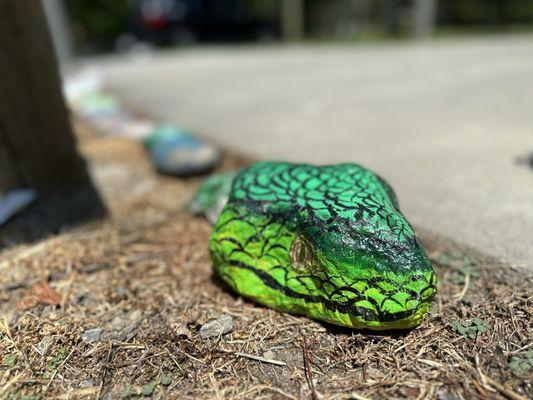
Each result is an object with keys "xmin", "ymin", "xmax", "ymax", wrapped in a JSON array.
[{"xmin": 199, "ymin": 162, "xmax": 437, "ymax": 330}]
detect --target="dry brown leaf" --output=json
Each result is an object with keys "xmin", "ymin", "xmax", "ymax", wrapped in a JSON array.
[
  {"xmin": 401, "ymin": 387, "xmax": 420, "ymax": 398},
  {"xmin": 16, "ymin": 295, "xmax": 39, "ymax": 311},
  {"xmin": 15, "ymin": 280, "xmax": 61, "ymax": 310},
  {"xmin": 31, "ymin": 280, "xmax": 61, "ymax": 305},
  {"xmin": 171, "ymin": 322, "xmax": 194, "ymax": 341}
]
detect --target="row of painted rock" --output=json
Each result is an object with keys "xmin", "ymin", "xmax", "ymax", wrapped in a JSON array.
[{"xmin": 66, "ymin": 69, "xmax": 219, "ymax": 176}]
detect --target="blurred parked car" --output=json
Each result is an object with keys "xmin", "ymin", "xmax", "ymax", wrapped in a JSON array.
[{"xmin": 131, "ymin": 0, "xmax": 279, "ymax": 44}]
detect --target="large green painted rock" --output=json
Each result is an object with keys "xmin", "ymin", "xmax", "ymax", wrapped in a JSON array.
[{"xmin": 200, "ymin": 162, "xmax": 437, "ymax": 330}]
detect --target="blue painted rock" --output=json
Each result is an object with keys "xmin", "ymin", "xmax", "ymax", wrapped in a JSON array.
[{"xmin": 143, "ymin": 125, "xmax": 219, "ymax": 176}]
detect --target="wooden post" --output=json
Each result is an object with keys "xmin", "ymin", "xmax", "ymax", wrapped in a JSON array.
[
  {"xmin": 281, "ymin": 0, "xmax": 304, "ymax": 41},
  {"xmin": 0, "ymin": 0, "xmax": 88, "ymax": 191}
]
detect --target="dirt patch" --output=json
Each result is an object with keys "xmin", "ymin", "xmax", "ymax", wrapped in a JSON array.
[{"xmin": 0, "ymin": 131, "xmax": 531, "ymax": 400}]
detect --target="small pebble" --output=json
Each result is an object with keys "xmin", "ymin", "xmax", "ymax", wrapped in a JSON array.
[
  {"xmin": 263, "ymin": 350, "xmax": 275, "ymax": 359},
  {"xmin": 199, "ymin": 314, "xmax": 233, "ymax": 339},
  {"xmin": 81, "ymin": 328, "xmax": 103, "ymax": 343},
  {"xmin": 437, "ymin": 392, "xmax": 461, "ymax": 400},
  {"xmin": 79, "ymin": 380, "xmax": 94, "ymax": 388},
  {"xmin": 35, "ymin": 336, "xmax": 53, "ymax": 356}
]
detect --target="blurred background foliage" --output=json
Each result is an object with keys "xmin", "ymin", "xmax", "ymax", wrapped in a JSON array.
[
  {"xmin": 66, "ymin": 0, "xmax": 130, "ymax": 45},
  {"xmin": 441, "ymin": 0, "xmax": 533, "ymax": 25},
  {"xmin": 64, "ymin": 0, "xmax": 533, "ymax": 53}
]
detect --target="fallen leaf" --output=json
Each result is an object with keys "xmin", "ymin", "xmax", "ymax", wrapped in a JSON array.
[
  {"xmin": 16, "ymin": 280, "xmax": 61, "ymax": 310},
  {"xmin": 16, "ymin": 295, "xmax": 39, "ymax": 311},
  {"xmin": 401, "ymin": 387, "xmax": 420, "ymax": 397},
  {"xmin": 32, "ymin": 280, "xmax": 61, "ymax": 305},
  {"xmin": 170, "ymin": 321, "xmax": 193, "ymax": 341}
]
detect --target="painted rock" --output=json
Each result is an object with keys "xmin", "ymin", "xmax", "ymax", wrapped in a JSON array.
[{"xmin": 144, "ymin": 125, "xmax": 219, "ymax": 176}]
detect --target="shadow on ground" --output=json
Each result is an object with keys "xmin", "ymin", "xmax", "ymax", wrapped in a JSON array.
[{"xmin": 0, "ymin": 182, "xmax": 106, "ymax": 247}]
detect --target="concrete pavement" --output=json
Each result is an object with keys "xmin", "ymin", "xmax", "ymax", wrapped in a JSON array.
[{"xmin": 97, "ymin": 34, "xmax": 533, "ymax": 268}]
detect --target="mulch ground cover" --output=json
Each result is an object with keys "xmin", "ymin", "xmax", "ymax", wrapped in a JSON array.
[{"xmin": 1, "ymin": 127, "xmax": 531, "ymax": 400}]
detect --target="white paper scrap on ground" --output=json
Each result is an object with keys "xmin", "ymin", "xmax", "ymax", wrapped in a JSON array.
[{"xmin": 0, "ymin": 189, "xmax": 37, "ymax": 226}]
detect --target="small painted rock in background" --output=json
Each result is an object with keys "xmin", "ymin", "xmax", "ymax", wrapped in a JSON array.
[
  {"xmin": 74, "ymin": 93, "xmax": 122, "ymax": 119},
  {"xmin": 143, "ymin": 125, "xmax": 220, "ymax": 177},
  {"xmin": 72, "ymin": 92, "xmax": 156, "ymax": 139}
]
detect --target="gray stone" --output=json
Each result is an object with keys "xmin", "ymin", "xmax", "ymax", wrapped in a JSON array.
[
  {"xmin": 80, "ymin": 380, "xmax": 94, "ymax": 388},
  {"xmin": 437, "ymin": 392, "xmax": 461, "ymax": 400},
  {"xmin": 81, "ymin": 328, "xmax": 103, "ymax": 343},
  {"xmin": 263, "ymin": 350, "xmax": 275, "ymax": 359},
  {"xmin": 199, "ymin": 314, "xmax": 233, "ymax": 339},
  {"xmin": 35, "ymin": 336, "xmax": 53, "ymax": 356}
]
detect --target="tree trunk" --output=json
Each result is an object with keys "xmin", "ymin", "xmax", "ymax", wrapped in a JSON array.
[
  {"xmin": 0, "ymin": 0, "xmax": 88, "ymax": 191},
  {"xmin": 382, "ymin": 0, "xmax": 400, "ymax": 36},
  {"xmin": 281, "ymin": 0, "xmax": 304, "ymax": 41}
]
